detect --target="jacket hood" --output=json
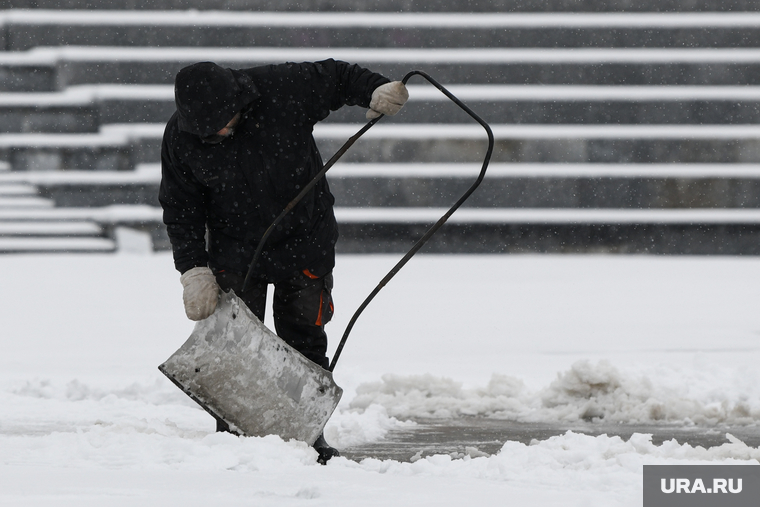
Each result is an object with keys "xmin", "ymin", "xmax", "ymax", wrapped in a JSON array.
[{"xmin": 174, "ymin": 62, "xmax": 260, "ymax": 137}]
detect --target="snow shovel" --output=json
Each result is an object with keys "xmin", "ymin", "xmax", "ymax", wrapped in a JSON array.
[
  {"xmin": 159, "ymin": 289, "xmax": 341, "ymax": 444},
  {"xmin": 159, "ymin": 70, "xmax": 493, "ymax": 445}
]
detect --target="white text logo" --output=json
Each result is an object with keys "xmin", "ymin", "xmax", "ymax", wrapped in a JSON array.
[{"xmin": 661, "ymin": 478, "xmax": 743, "ymax": 494}]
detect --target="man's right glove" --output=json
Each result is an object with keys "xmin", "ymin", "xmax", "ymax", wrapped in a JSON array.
[
  {"xmin": 366, "ymin": 81, "xmax": 409, "ymax": 119},
  {"xmin": 180, "ymin": 266, "xmax": 220, "ymax": 321}
]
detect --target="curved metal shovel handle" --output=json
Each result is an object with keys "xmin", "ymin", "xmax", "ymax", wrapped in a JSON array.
[
  {"xmin": 328, "ymin": 70, "xmax": 495, "ymax": 372},
  {"xmin": 242, "ymin": 114, "xmax": 383, "ymax": 292}
]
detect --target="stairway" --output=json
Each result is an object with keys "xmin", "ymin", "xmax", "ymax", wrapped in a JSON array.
[
  {"xmin": 0, "ymin": 3, "xmax": 759, "ymax": 254},
  {"xmin": 0, "ymin": 175, "xmax": 115, "ymax": 252}
]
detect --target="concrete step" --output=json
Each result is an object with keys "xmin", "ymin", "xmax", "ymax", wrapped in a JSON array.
[
  {"xmin": 0, "ymin": 164, "xmax": 162, "ymax": 206},
  {"xmin": 8, "ymin": 84, "xmax": 760, "ymax": 132},
  {"xmin": 314, "ymin": 123, "xmax": 760, "ymax": 163},
  {"xmin": 10, "ymin": 47, "xmax": 760, "ymax": 92},
  {"xmin": 0, "ymin": 128, "xmax": 140, "ymax": 170},
  {"xmin": 0, "ymin": 204, "xmax": 167, "ymax": 251},
  {"xmin": 0, "ymin": 177, "xmax": 118, "ymax": 252},
  {"xmin": 338, "ymin": 85, "xmax": 760, "ymax": 124},
  {"xmin": 326, "ymin": 163, "xmax": 760, "ymax": 209},
  {"xmin": 6, "ymin": 11, "xmax": 760, "ymax": 50},
  {"xmin": 6, "ymin": 202, "xmax": 757, "ymax": 255},
  {"xmin": 6, "ymin": 122, "xmax": 760, "ymax": 170},
  {"xmin": 5, "ymin": 0, "xmax": 760, "ymax": 13},
  {"xmin": 9, "ymin": 162, "xmax": 760, "ymax": 210},
  {"xmin": 0, "ymin": 85, "xmax": 173, "ymax": 132},
  {"xmin": 333, "ymin": 207, "xmax": 760, "ymax": 255}
]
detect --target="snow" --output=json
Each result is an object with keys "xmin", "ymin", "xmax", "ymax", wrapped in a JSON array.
[
  {"xmin": 10, "ymin": 120, "xmax": 760, "ymax": 152},
  {"xmin": 0, "ymin": 236, "xmax": 114, "ymax": 251},
  {"xmin": 407, "ymin": 84, "xmax": 760, "ymax": 102},
  {"xmin": 0, "ymin": 204, "xmax": 162, "ymax": 222},
  {"xmin": 18, "ymin": 161, "xmax": 759, "ymax": 182},
  {"xmin": 10, "ymin": 203, "xmax": 760, "ymax": 226},
  {"xmin": 0, "ymin": 85, "xmax": 173, "ymax": 106},
  {"xmin": 0, "ymin": 163, "xmax": 161, "ymax": 185},
  {"xmin": 11, "ymin": 46, "xmax": 760, "ymax": 65},
  {"xmin": 328, "ymin": 162, "xmax": 760, "ymax": 179},
  {"xmin": 6, "ymin": 10, "xmax": 760, "ymax": 28},
  {"xmin": 335, "ymin": 207, "xmax": 760, "ymax": 224},
  {"xmin": 1, "ymin": 252, "xmax": 759, "ymax": 506},
  {"xmin": 0, "ymin": 221, "xmax": 100, "ymax": 234},
  {"xmin": 4, "ymin": 122, "xmax": 760, "ymax": 152},
  {"xmin": 315, "ymin": 123, "xmax": 760, "ymax": 140}
]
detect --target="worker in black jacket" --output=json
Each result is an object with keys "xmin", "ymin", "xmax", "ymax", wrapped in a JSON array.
[{"xmin": 159, "ymin": 60, "xmax": 408, "ymax": 463}]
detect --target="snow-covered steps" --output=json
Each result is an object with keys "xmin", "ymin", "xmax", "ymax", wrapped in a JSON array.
[
  {"xmin": 0, "ymin": 204, "xmax": 165, "ymax": 252},
  {"xmin": 335, "ymin": 84, "xmax": 760, "ymax": 125},
  {"xmin": 6, "ymin": 122, "xmax": 760, "ymax": 170},
  {"xmin": 18, "ymin": 162, "xmax": 760, "ymax": 211},
  {"xmin": 0, "ymin": 126, "xmax": 151, "ymax": 170},
  {"xmin": 0, "ymin": 85, "xmax": 172, "ymax": 129},
  {"xmin": 8, "ymin": 84, "xmax": 760, "ymax": 132},
  {"xmin": 326, "ymin": 163, "xmax": 760, "ymax": 209},
  {"xmin": 4, "ymin": 202, "xmax": 758, "ymax": 255},
  {"xmin": 0, "ymin": 181, "xmax": 53, "ymax": 209},
  {"xmin": 3, "ymin": 11, "xmax": 760, "ymax": 50},
  {"xmin": 0, "ymin": 4, "xmax": 756, "ymax": 256},
  {"xmin": 11, "ymin": 46, "xmax": 760, "ymax": 92},
  {"xmin": 0, "ymin": 181, "xmax": 116, "ymax": 253},
  {"xmin": 0, "ymin": 164, "xmax": 161, "ymax": 206},
  {"xmin": 333, "ymin": 207, "xmax": 760, "ymax": 255},
  {"xmin": 315, "ymin": 123, "xmax": 760, "ymax": 164}
]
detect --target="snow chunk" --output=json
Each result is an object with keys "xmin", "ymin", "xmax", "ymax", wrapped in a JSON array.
[{"xmin": 349, "ymin": 361, "xmax": 760, "ymax": 426}]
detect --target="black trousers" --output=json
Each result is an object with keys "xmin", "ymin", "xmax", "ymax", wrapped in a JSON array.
[{"xmin": 215, "ymin": 269, "xmax": 334, "ymax": 370}]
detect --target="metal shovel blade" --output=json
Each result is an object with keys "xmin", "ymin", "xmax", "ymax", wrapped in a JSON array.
[{"xmin": 158, "ymin": 290, "xmax": 342, "ymax": 445}]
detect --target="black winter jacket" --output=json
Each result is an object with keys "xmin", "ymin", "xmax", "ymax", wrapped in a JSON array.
[{"xmin": 159, "ymin": 60, "xmax": 389, "ymax": 281}]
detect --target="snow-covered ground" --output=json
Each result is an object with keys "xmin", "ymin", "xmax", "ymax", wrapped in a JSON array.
[{"xmin": 2, "ymin": 252, "xmax": 759, "ymax": 506}]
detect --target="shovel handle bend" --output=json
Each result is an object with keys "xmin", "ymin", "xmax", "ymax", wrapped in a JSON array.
[{"xmin": 328, "ymin": 70, "xmax": 495, "ymax": 372}]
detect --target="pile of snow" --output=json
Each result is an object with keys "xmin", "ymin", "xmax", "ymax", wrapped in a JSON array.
[{"xmin": 348, "ymin": 359, "xmax": 760, "ymax": 425}]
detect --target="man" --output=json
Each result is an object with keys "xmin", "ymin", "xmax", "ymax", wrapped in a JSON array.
[{"xmin": 159, "ymin": 60, "xmax": 408, "ymax": 464}]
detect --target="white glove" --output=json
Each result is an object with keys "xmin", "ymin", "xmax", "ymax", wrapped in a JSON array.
[
  {"xmin": 179, "ymin": 266, "xmax": 219, "ymax": 321},
  {"xmin": 366, "ymin": 81, "xmax": 409, "ymax": 119}
]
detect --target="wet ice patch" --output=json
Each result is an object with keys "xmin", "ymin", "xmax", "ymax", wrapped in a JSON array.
[
  {"xmin": 347, "ymin": 431, "xmax": 760, "ymax": 496},
  {"xmin": 349, "ymin": 360, "xmax": 760, "ymax": 426}
]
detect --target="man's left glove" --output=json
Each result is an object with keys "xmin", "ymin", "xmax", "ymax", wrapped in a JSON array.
[
  {"xmin": 180, "ymin": 266, "xmax": 220, "ymax": 321},
  {"xmin": 367, "ymin": 81, "xmax": 409, "ymax": 119}
]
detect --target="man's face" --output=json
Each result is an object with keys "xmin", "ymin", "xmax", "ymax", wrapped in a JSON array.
[{"xmin": 201, "ymin": 113, "xmax": 241, "ymax": 144}]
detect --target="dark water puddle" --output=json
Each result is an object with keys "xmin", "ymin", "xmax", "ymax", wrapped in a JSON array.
[{"xmin": 342, "ymin": 418, "xmax": 760, "ymax": 462}]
